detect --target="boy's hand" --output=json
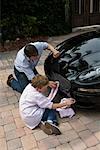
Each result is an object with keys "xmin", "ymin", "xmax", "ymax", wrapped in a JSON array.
[
  {"xmin": 49, "ymin": 81, "xmax": 57, "ymax": 88},
  {"xmin": 66, "ymin": 98, "xmax": 76, "ymax": 105},
  {"xmin": 61, "ymin": 98, "xmax": 76, "ymax": 108}
]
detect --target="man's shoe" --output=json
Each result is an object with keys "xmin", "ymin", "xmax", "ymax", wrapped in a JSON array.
[
  {"xmin": 45, "ymin": 122, "xmax": 61, "ymax": 135},
  {"xmin": 39, "ymin": 121, "xmax": 53, "ymax": 135},
  {"xmin": 7, "ymin": 74, "xmax": 14, "ymax": 87}
]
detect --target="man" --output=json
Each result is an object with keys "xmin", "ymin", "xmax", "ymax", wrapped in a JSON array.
[{"xmin": 7, "ymin": 41, "xmax": 60, "ymax": 93}]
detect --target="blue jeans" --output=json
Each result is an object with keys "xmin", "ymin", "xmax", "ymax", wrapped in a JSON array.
[
  {"xmin": 10, "ymin": 67, "xmax": 29, "ymax": 93},
  {"xmin": 41, "ymin": 108, "xmax": 57, "ymax": 124},
  {"xmin": 10, "ymin": 67, "xmax": 38, "ymax": 93}
]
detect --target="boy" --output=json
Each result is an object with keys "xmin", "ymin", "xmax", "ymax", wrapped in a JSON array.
[{"xmin": 19, "ymin": 75, "xmax": 75, "ymax": 135}]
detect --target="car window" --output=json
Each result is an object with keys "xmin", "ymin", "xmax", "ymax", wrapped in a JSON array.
[{"xmin": 68, "ymin": 38, "xmax": 100, "ymax": 55}]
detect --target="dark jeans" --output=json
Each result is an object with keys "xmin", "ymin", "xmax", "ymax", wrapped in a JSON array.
[
  {"xmin": 10, "ymin": 67, "xmax": 38, "ymax": 93},
  {"xmin": 41, "ymin": 108, "xmax": 57, "ymax": 123}
]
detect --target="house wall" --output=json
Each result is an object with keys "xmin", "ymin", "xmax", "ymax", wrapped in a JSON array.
[{"xmin": 68, "ymin": 0, "xmax": 100, "ymax": 27}]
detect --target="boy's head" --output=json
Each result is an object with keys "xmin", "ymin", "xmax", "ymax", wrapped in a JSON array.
[
  {"xmin": 24, "ymin": 44, "xmax": 38, "ymax": 58},
  {"xmin": 31, "ymin": 75, "xmax": 49, "ymax": 92}
]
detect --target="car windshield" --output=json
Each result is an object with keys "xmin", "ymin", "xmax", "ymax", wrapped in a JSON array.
[
  {"xmin": 82, "ymin": 52, "xmax": 100, "ymax": 66},
  {"xmin": 68, "ymin": 37, "xmax": 100, "ymax": 55}
]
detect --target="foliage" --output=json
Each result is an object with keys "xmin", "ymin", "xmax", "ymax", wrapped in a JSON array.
[{"xmin": 1, "ymin": 0, "xmax": 71, "ymax": 42}]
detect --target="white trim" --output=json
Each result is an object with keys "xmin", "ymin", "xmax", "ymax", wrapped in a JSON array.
[
  {"xmin": 99, "ymin": 0, "xmax": 100, "ymax": 12},
  {"xmin": 90, "ymin": 0, "xmax": 93, "ymax": 13},
  {"xmin": 79, "ymin": 0, "xmax": 81, "ymax": 14}
]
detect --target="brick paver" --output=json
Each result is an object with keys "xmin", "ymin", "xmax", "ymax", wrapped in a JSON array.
[
  {"xmin": 70, "ymin": 138, "xmax": 87, "ymax": 150},
  {"xmin": 79, "ymin": 130, "xmax": 99, "ymax": 147},
  {"xmin": 0, "ymin": 31, "xmax": 100, "ymax": 149}
]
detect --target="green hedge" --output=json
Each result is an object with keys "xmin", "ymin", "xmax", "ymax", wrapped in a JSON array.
[{"xmin": 1, "ymin": 0, "xmax": 71, "ymax": 42}]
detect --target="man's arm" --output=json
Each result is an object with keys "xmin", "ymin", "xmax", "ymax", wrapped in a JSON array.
[{"xmin": 47, "ymin": 43, "xmax": 60, "ymax": 58}]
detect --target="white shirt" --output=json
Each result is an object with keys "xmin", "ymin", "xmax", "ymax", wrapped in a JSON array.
[
  {"xmin": 14, "ymin": 42, "xmax": 48, "ymax": 80},
  {"xmin": 19, "ymin": 83, "xmax": 53, "ymax": 129}
]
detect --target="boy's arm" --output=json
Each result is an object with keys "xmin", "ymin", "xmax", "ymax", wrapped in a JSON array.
[
  {"xmin": 52, "ymin": 101, "xmax": 70, "ymax": 109},
  {"xmin": 52, "ymin": 98, "xmax": 76, "ymax": 109}
]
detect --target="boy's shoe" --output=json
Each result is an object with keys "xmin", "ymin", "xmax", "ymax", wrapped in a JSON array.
[
  {"xmin": 7, "ymin": 74, "xmax": 14, "ymax": 87},
  {"xmin": 53, "ymin": 121, "xmax": 59, "ymax": 126},
  {"xmin": 45, "ymin": 121, "xmax": 61, "ymax": 135},
  {"xmin": 39, "ymin": 121, "xmax": 53, "ymax": 135}
]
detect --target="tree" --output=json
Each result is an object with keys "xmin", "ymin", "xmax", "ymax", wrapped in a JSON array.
[{"xmin": 1, "ymin": 0, "xmax": 71, "ymax": 45}]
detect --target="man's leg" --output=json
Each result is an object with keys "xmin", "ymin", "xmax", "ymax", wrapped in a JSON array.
[
  {"xmin": 10, "ymin": 78, "xmax": 23, "ymax": 93},
  {"xmin": 8, "ymin": 68, "xmax": 29, "ymax": 93},
  {"xmin": 14, "ymin": 68, "xmax": 29, "ymax": 93}
]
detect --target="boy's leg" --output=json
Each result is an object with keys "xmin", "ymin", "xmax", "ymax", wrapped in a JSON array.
[
  {"xmin": 42, "ymin": 109, "xmax": 57, "ymax": 124},
  {"xmin": 39, "ymin": 121, "xmax": 53, "ymax": 135},
  {"xmin": 40, "ymin": 109, "xmax": 53, "ymax": 135},
  {"xmin": 45, "ymin": 122, "xmax": 61, "ymax": 135},
  {"xmin": 41, "ymin": 108, "xmax": 50, "ymax": 122},
  {"xmin": 46, "ymin": 109, "xmax": 58, "ymax": 125},
  {"xmin": 41, "ymin": 109, "xmax": 61, "ymax": 135},
  {"xmin": 46, "ymin": 109, "xmax": 61, "ymax": 135}
]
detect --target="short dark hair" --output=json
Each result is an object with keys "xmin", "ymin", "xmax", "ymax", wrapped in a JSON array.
[{"xmin": 24, "ymin": 44, "xmax": 38, "ymax": 58}]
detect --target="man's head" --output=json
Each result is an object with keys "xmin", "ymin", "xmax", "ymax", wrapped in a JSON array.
[{"xmin": 24, "ymin": 44, "xmax": 38, "ymax": 58}]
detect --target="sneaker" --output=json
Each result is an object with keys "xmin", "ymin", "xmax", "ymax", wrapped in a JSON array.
[
  {"xmin": 45, "ymin": 121, "xmax": 61, "ymax": 135},
  {"xmin": 39, "ymin": 121, "xmax": 53, "ymax": 135},
  {"xmin": 53, "ymin": 121, "xmax": 59, "ymax": 126},
  {"xmin": 7, "ymin": 74, "xmax": 14, "ymax": 87}
]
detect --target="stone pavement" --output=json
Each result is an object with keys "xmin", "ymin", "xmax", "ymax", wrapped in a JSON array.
[{"xmin": 0, "ymin": 31, "xmax": 100, "ymax": 150}]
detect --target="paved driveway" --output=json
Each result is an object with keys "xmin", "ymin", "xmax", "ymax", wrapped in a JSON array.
[{"xmin": 0, "ymin": 32, "xmax": 100, "ymax": 150}]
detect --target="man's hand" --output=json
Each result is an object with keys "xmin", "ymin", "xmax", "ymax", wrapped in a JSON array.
[
  {"xmin": 53, "ymin": 50, "xmax": 60, "ymax": 58},
  {"xmin": 47, "ymin": 44, "xmax": 60, "ymax": 58}
]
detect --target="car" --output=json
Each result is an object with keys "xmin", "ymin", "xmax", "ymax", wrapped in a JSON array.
[{"xmin": 44, "ymin": 30, "xmax": 100, "ymax": 108}]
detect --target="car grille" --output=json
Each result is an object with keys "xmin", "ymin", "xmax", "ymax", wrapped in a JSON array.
[{"xmin": 78, "ymin": 88, "xmax": 100, "ymax": 93}]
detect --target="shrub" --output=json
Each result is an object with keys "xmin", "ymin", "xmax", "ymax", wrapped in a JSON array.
[{"xmin": 1, "ymin": 0, "xmax": 71, "ymax": 44}]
